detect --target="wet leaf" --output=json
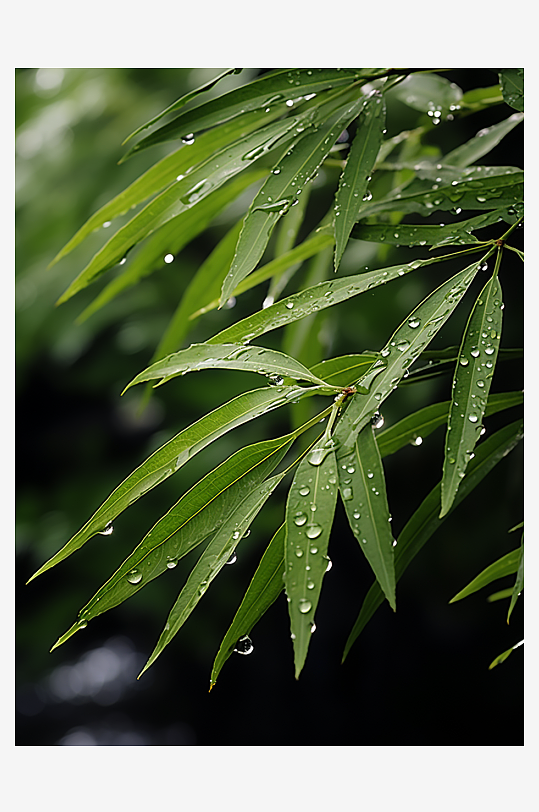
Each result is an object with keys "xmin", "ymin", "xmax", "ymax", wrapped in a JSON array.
[
  {"xmin": 338, "ymin": 424, "xmax": 395, "ymax": 609},
  {"xmin": 334, "ymin": 92, "xmax": 385, "ymax": 270},
  {"xmin": 443, "ymin": 113, "xmax": 523, "ymax": 167},
  {"xmin": 139, "ymin": 473, "xmax": 285, "ymax": 677},
  {"xmin": 342, "ymin": 418, "xmax": 523, "ymax": 660},
  {"xmin": 499, "ymin": 69, "xmax": 524, "ymax": 112},
  {"xmin": 449, "ymin": 549, "xmax": 521, "ymax": 603},
  {"xmin": 440, "ymin": 274, "xmax": 503, "ymax": 517},
  {"xmin": 488, "ymin": 640, "xmax": 523, "ymax": 670},
  {"xmin": 387, "ymin": 72, "xmax": 462, "ymax": 115},
  {"xmin": 351, "ymin": 210, "xmax": 508, "ymax": 248},
  {"xmin": 210, "ymin": 524, "xmax": 286, "ymax": 689},
  {"xmin": 284, "ymin": 447, "xmax": 338, "ymax": 678}
]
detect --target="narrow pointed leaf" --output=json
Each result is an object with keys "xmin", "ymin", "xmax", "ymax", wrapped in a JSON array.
[
  {"xmin": 139, "ymin": 473, "xmax": 285, "ymax": 676},
  {"xmin": 124, "ymin": 342, "xmax": 330, "ymax": 391},
  {"xmin": 284, "ymin": 449, "xmax": 338, "ymax": 678},
  {"xmin": 443, "ymin": 112, "xmax": 523, "ymax": 168},
  {"xmin": 121, "ymin": 69, "xmax": 385, "ymax": 161},
  {"xmin": 310, "ymin": 353, "xmax": 380, "ymax": 388},
  {"xmin": 339, "ymin": 424, "xmax": 395, "ymax": 608},
  {"xmin": 333, "ymin": 259, "xmax": 484, "ymax": 457},
  {"xmin": 76, "ymin": 170, "xmax": 266, "ymax": 323},
  {"xmin": 460, "ymin": 85, "xmax": 504, "ymax": 111},
  {"xmin": 400, "ymin": 345, "xmax": 521, "ymax": 387},
  {"xmin": 49, "ymin": 108, "xmax": 285, "ymax": 267},
  {"xmin": 487, "ymin": 588, "xmax": 514, "ymax": 603},
  {"xmin": 28, "ymin": 384, "xmax": 324, "ymax": 583},
  {"xmin": 507, "ymin": 535, "xmax": 523, "ymax": 622},
  {"xmin": 342, "ymin": 419, "xmax": 523, "ymax": 661},
  {"xmin": 440, "ymin": 274, "xmax": 503, "ymax": 516},
  {"xmin": 219, "ymin": 94, "xmax": 369, "ymax": 306},
  {"xmin": 376, "ymin": 390, "xmax": 523, "ymax": 458},
  {"xmin": 488, "ymin": 640, "xmax": 523, "ymax": 670},
  {"xmin": 209, "ymin": 253, "xmax": 446, "ymax": 347},
  {"xmin": 449, "ymin": 549, "xmax": 521, "ymax": 603},
  {"xmin": 210, "ymin": 523, "xmax": 286, "ymax": 689},
  {"xmin": 123, "ymin": 69, "xmax": 240, "ymax": 145},
  {"xmin": 334, "ymin": 92, "xmax": 385, "ymax": 270},
  {"xmin": 56, "ymin": 118, "xmax": 299, "ymax": 304},
  {"xmin": 499, "ymin": 69, "xmax": 524, "ymax": 112}
]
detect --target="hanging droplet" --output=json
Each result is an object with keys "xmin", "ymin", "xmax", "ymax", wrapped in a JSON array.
[
  {"xmin": 325, "ymin": 557, "xmax": 333, "ymax": 573},
  {"xmin": 310, "ymin": 621, "xmax": 317, "ymax": 634},
  {"xmin": 225, "ymin": 552, "xmax": 237, "ymax": 565},
  {"xmin": 410, "ymin": 435, "xmax": 423, "ymax": 446},
  {"xmin": 371, "ymin": 411, "xmax": 384, "ymax": 429},
  {"xmin": 99, "ymin": 521, "xmax": 114, "ymax": 536},
  {"xmin": 268, "ymin": 373, "xmax": 284, "ymax": 385},
  {"xmin": 298, "ymin": 599, "xmax": 312, "ymax": 614},
  {"xmin": 127, "ymin": 570, "xmax": 142, "ymax": 584},
  {"xmin": 306, "ymin": 525, "xmax": 322, "ymax": 539},
  {"xmin": 234, "ymin": 635, "xmax": 254, "ymax": 655}
]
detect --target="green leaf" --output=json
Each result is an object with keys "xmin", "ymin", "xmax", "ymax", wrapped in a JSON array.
[
  {"xmin": 400, "ymin": 346, "xmax": 522, "ymax": 387},
  {"xmin": 443, "ymin": 113, "xmax": 523, "ymax": 168},
  {"xmin": 459, "ymin": 85, "xmax": 504, "ymax": 111},
  {"xmin": 499, "ymin": 69, "xmax": 524, "ymax": 112},
  {"xmin": 449, "ymin": 549, "xmax": 521, "ymax": 603},
  {"xmin": 376, "ymin": 390, "xmax": 523, "ymax": 458},
  {"xmin": 488, "ymin": 640, "xmax": 523, "ymax": 670},
  {"xmin": 76, "ymin": 170, "xmax": 266, "ymax": 323},
  {"xmin": 123, "ymin": 342, "xmax": 331, "ymax": 391},
  {"xmin": 339, "ymin": 424, "xmax": 395, "ymax": 609},
  {"xmin": 28, "ymin": 384, "xmax": 325, "ymax": 583},
  {"xmin": 56, "ymin": 118, "xmax": 300, "ymax": 304},
  {"xmin": 139, "ymin": 472, "xmax": 285, "ymax": 677},
  {"xmin": 210, "ymin": 523, "xmax": 286, "ymax": 690},
  {"xmin": 208, "ymin": 253, "xmax": 447, "ymax": 347},
  {"xmin": 351, "ymin": 210, "xmax": 509, "ymax": 248},
  {"xmin": 49, "ymin": 108, "xmax": 284, "ymax": 267},
  {"xmin": 121, "ymin": 69, "xmax": 385, "ymax": 161},
  {"xmin": 284, "ymin": 447, "xmax": 338, "ymax": 678},
  {"xmin": 440, "ymin": 273, "xmax": 503, "ymax": 516},
  {"xmin": 342, "ymin": 418, "xmax": 523, "ymax": 661},
  {"xmin": 219, "ymin": 93, "xmax": 369, "ymax": 306},
  {"xmin": 508, "ymin": 521, "xmax": 523, "ymax": 533},
  {"xmin": 387, "ymin": 73, "xmax": 462, "ymax": 115},
  {"xmin": 507, "ymin": 534, "xmax": 523, "ymax": 623},
  {"xmin": 123, "ymin": 69, "xmax": 240, "ymax": 145},
  {"xmin": 487, "ymin": 588, "xmax": 514, "ymax": 603},
  {"xmin": 333, "ymin": 259, "xmax": 484, "ymax": 457},
  {"xmin": 310, "ymin": 353, "xmax": 380, "ymax": 388},
  {"xmin": 334, "ymin": 92, "xmax": 385, "ymax": 270}
]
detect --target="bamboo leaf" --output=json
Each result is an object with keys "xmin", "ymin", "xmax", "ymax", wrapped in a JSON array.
[
  {"xmin": 443, "ymin": 113, "xmax": 523, "ymax": 167},
  {"xmin": 123, "ymin": 343, "xmax": 331, "ymax": 391},
  {"xmin": 499, "ymin": 69, "xmax": 524, "ymax": 112},
  {"xmin": 208, "ymin": 253, "xmax": 446, "ymax": 347},
  {"xmin": 56, "ymin": 118, "xmax": 299, "ymax": 304},
  {"xmin": 49, "ymin": 108, "xmax": 284, "ymax": 267},
  {"xmin": 121, "ymin": 69, "xmax": 385, "ymax": 161},
  {"xmin": 449, "ymin": 549, "xmax": 521, "ymax": 603},
  {"xmin": 210, "ymin": 523, "xmax": 286, "ymax": 690},
  {"xmin": 387, "ymin": 73, "xmax": 462, "ymax": 115},
  {"xmin": 139, "ymin": 473, "xmax": 285, "ymax": 677},
  {"xmin": 507, "ymin": 534, "xmax": 523, "ymax": 623},
  {"xmin": 459, "ymin": 85, "xmax": 504, "ymax": 111},
  {"xmin": 284, "ymin": 448, "xmax": 338, "ymax": 678},
  {"xmin": 376, "ymin": 390, "xmax": 523, "ymax": 457},
  {"xmin": 76, "ymin": 170, "xmax": 266, "ymax": 323},
  {"xmin": 342, "ymin": 419, "xmax": 523, "ymax": 661},
  {"xmin": 400, "ymin": 345, "xmax": 522, "ymax": 386},
  {"xmin": 219, "ymin": 93, "xmax": 369, "ymax": 306},
  {"xmin": 488, "ymin": 640, "xmax": 523, "ymax": 670},
  {"xmin": 333, "ymin": 259, "xmax": 485, "ymax": 457},
  {"xmin": 339, "ymin": 424, "xmax": 395, "ymax": 609},
  {"xmin": 487, "ymin": 588, "xmax": 514, "ymax": 603},
  {"xmin": 334, "ymin": 92, "xmax": 385, "ymax": 270},
  {"xmin": 28, "ymin": 384, "xmax": 325, "ymax": 583},
  {"xmin": 440, "ymin": 274, "xmax": 504, "ymax": 516},
  {"xmin": 310, "ymin": 353, "xmax": 380, "ymax": 388}
]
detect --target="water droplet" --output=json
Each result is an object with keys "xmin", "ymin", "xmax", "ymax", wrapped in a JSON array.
[
  {"xmin": 78, "ymin": 619, "xmax": 88, "ymax": 629},
  {"xmin": 99, "ymin": 521, "xmax": 114, "ymax": 536},
  {"xmin": 367, "ymin": 472, "xmax": 374, "ymax": 479},
  {"xmin": 285, "ymin": 301, "xmax": 294, "ymax": 309},
  {"xmin": 361, "ymin": 538, "xmax": 368, "ymax": 544},
  {"xmin": 342, "ymin": 486, "xmax": 353, "ymax": 500},
  {"xmin": 353, "ymin": 511, "xmax": 360, "ymax": 520},
  {"xmin": 127, "ymin": 570, "xmax": 142, "ymax": 584},
  {"xmin": 182, "ymin": 133, "xmax": 195, "ymax": 145},
  {"xmin": 459, "ymin": 357, "xmax": 469, "ymax": 367},
  {"xmin": 310, "ymin": 621, "xmax": 317, "ymax": 634},
  {"xmin": 480, "ymin": 426, "xmax": 486, "ymax": 436},
  {"xmin": 294, "ymin": 512, "xmax": 308, "ymax": 526},
  {"xmin": 308, "ymin": 445, "xmax": 333, "ymax": 466},
  {"xmin": 307, "ymin": 579, "xmax": 315, "ymax": 590},
  {"xmin": 103, "ymin": 221, "xmax": 112, "ymax": 228},
  {"xmin": 232, "ymin": 530, "xmax": 241, "ymax": 540},
  {"xmin": 268, "ymin": 373, "xmax": 284, "ymax": 385},
  {"xmin": 306, "ymin": 525, "xmax": 322, "ymax": 539},
  {"xmin": 166, "ymin": 558, "xmax": 177, "ymax": 569},
  {"xmin": 381, "ymin": 348, "xmax": 390, "ymax": 357},
  {"xmin": 362, "ymin": 190, "xmax": 373, "ymax": 202},
  {"xmin": 485, "ymin": 345, "xmax": 495, "ymax": 355},
  {"xmin": 226, "ymin": 552, "xmax": 237, "ymax": 565},
  {"xmin": 164, "ymin": 253, "xmax": 174, "ymax": 264},
  {"xmin": 411, "ymin": 435, "xmax": 423, "ymax": 446},
  {"xmin": 408, "ymin": 318, "xmax": 420, "ymax": 329},
  {"xmin": 299, "ymin": 599, "xmax": 312, "ymax": 614},
  {"xmin": 470, "ymin": 347, "xmax": 480, "ymax": 358},
  {"xmin": 299, "ymin": 486, "xmax": 310, "ymax": 497},
  {"xmin": 468, "ymin": 414, "xmax": 479, "ymax": 423},
  {"xmin": 325, "ymin": 558, "xmax": 332, "ymax": 573},
  {"xmin": 243, "ymin": 529, "xmax": 251, "ymax": 539},
  {"xmin": 309, "ymin": 545, "xmax": 319, "ymax": 554},
  {"xmin": 371, "ymin": 412, "xmax": 384, "ymax": 429},
  {"xmin": 234, "ymin": 635, "xmax": 254, "ymax": 655},
  {"xmin": 476, "ymin": 380, "xmax": 485, "ymax": 388},
  {"xmin": 346, "ymin": 465, "xmax": 355, "ymax": 474},
  {"xmin": 295, "ymin": 549, "xmax": 304, "ymax": 558},
  {"xmin": 397, "ymin": 339, "xmax": 410, "ymax": 352}
]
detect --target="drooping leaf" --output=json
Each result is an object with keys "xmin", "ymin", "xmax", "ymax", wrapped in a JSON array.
[
  {"xmin": 28, "ymin": 384, "xmax": 326, "ymax": 583},
  {"xmin": 499, "ymin": 69, "xmax": 524, "ymax": 113},
  {"xmin": 334, "ymin": 91, "xmax": 385, "ymax": 270},
  {"xmin": 351, "ymin": 210, "xmax": 509, "ymax": 248},
  {"xmin": 139, "ymin": 473, "xmax": 285, "ymax": 677},
  {"xmin": 387, "ymin": 73, "xmax": 463, "ymax": 115},
  {"xmin": 210, "ymin": 523, "xmax": 286, "ymax": 690},
  {"xmin": 440, "ymin": 273, "xmax": 504, "ymax": 516},
  {"xmin": 488, "ymin": 640, "xmax": 523, "ymax": 670},
  {"xmin": 49, "ymin": 107, "xmax": 287, "ymax": 267},
  {"xmin": 219, "ymin": 93, "xmax": 369, "ymax": 306},
  {"xmin": 123, "ymin": 342, "xmax": 331, "ymax": 391},
  {"xmin": 443, "ymin": 112, "xmax": 523, "ymax": 167},
  {"xmin": 339, "ymin": 423, "xmax": 395, "ymax": 609},
  {"xmin": 449, "ymin": 549, "xmax": 521, "ymax": 604},
  {"xmin": 121, "ymin": 69, "xmax": 387, "ymax": 161},
  {"xmin": 76, "ymin": 169, "xmax": 266, "ymax": 323},
  {"xmin": 284, "ymin": 447, "xmax": 338, "ymax": 678},
  {"xmin": 56, "ymin": 118, "xmax": 300, "ymax": 304},
  {"xmin": 376, "ymin": 390, "xmax": 523, "ymax": 457},
  {"xmin": 342, "ymin": 418, "xmax": 523, "ymax": 661},
  {"xmin": 507, "ymin": 534, "xmax": 523, "ymax": 623},
  {"xmin": 333, "ymin": 258, "xmax": 485, "ymax": 457},
  {"xmin": 208, "ymin": 253, "xmax": 448, "ymax": 347}
]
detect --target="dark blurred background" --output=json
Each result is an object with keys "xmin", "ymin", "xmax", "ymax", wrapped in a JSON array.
[{"xmin": 16, "ymin": 68, "xmax": 523, "ymax": 745}]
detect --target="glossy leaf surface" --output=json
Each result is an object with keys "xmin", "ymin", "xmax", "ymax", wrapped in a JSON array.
[
  {"xmin": 449, "ymin": 549, "xmax": 521, "ymax": 603},
  {"xmin": 387, "ymin": 73, "xmax": 462, "ymax": 115},
  {"xmin": 499, "ymin": 69, "xmax": 524, "ymax": 112},
  {"xmin": 443, "ymin": 113, "xmax": 523, "ymax": 167},
  {"xmin": 310, "ymin": 353, "xmax": 380, "ymax": 388},
  {"xmin": 351, "ymin": 210, "xmax": 510, "ymax": 248}
]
